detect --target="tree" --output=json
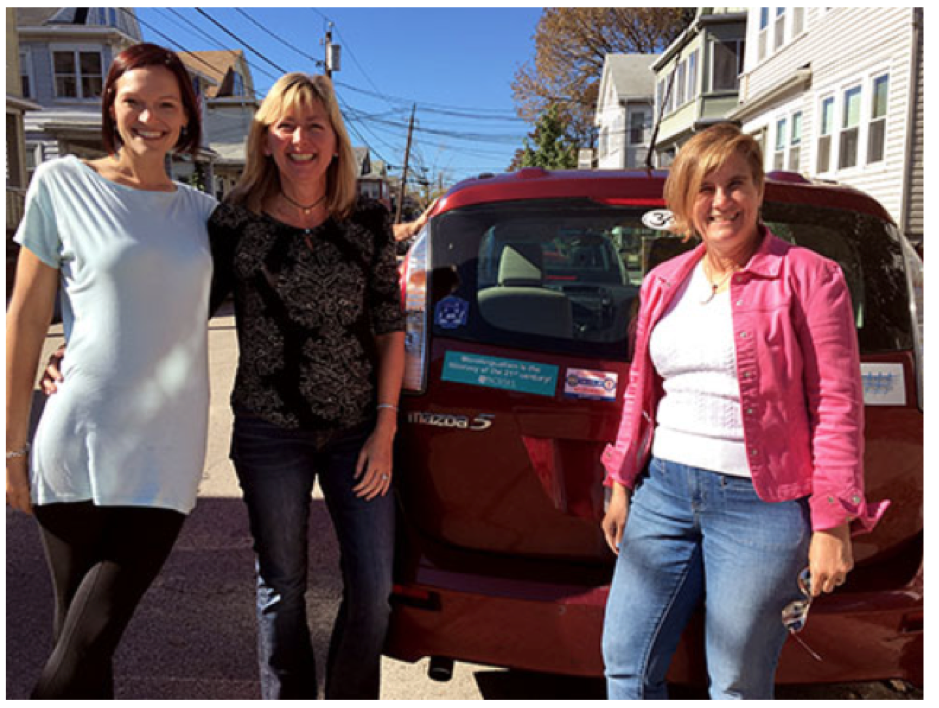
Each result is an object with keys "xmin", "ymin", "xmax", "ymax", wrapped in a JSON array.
[
  {"xmin": 509, "ymin": 104, "xmax": 577, "ymax": 171},
  {"xmin": 512, "ymin": 8, "xmax": 694, "ymax": 147}
]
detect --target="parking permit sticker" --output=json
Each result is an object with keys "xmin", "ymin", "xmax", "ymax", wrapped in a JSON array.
[
  {"xmin": 441, "ymin": 351, "xmax": 558, "ymax": 397},
  {"xmin": 860, "ymin": 363, "xmax": 906, "ymax": 406},
  {"xmin": 642, "ymin": 209, "xmax": 674, "ymax": 231},
  {"xmin": 564, "ymin": 368, "xmax": 618, "ymax": 401},
  {"xmin": 434, "ymin": 296, "xmax": 469, "ymax": 330}
]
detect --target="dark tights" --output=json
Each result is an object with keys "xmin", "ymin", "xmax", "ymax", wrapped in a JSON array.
[{"xmin": 31, "ymin": 502, "xmax": 185, "ymax": 699}]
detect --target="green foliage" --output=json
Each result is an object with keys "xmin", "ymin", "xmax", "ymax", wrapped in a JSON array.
[{"xmin": 510, "ymin": 105, "xmax": 577, "ymax": 171}]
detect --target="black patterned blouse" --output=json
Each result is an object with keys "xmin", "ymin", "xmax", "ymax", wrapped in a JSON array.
[{"xmin": 208, "ymin": 198, "xmax": 405, "ymax": 431}]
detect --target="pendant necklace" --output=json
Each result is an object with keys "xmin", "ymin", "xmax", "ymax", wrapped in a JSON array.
[
  {"xmin": 281, "ymin": 190, "xmax": 327, "ymax": 216},
  {"xmin": 699, "ymin": 259, "xmax": 735, "ymax": 305}
]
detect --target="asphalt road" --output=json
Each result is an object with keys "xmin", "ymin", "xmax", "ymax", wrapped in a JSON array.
[{"xmin": 5, "ymin": 306, "xmax": 921, "ymax": 700}]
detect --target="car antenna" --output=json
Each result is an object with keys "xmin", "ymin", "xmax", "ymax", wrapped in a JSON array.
[{"xmin": 645, "ymin": 63, "xmax": 678, "ymax": 173}]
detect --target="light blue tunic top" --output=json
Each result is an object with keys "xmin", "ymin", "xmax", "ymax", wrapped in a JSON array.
[{"xmin": 14, "ymin": 155, "xmax": 217, "ymax": 514}]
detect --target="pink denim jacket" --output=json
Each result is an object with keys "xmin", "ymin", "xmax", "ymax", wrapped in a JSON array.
[{"xmin": 601, "ymin": 228, "xmax": 889, "ymax": 534}]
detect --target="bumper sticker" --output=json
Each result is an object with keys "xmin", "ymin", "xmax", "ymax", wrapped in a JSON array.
[
  {"xmin": 434, "ymin": 296, "xmax": 469, "ymax": 330},
  {"xmin": 861, "ymin": 363, "xmax": 906, "ymax": 406},
  {"xmin": 442, "ymin": 351, "xmax": 558, "ymax": 397},
  {"xmin": 564, "ymin": 368, "xmax": 618, "ymax": 401}
]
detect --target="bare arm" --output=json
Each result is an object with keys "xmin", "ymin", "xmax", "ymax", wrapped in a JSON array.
[
  {"xmin": 353, "ymin": 331, "xmax": 405, "ymax": 500},
  {"xmin": 392, "ymin": 198, "xmax": 438, "ymax": 242},
  {"xmin": 6, "ymin": 249, "xmax": 59, "ymax": 513}
]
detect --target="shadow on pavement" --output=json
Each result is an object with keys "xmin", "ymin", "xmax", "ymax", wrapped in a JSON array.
[{"xmin": 6, "ymin": 495, "xmax": 343, "ymax": 700}]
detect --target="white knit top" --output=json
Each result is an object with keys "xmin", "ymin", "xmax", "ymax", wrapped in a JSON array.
[{"xmin": 648, "ymin": 260, "xmax": 750, "ymax": 477}]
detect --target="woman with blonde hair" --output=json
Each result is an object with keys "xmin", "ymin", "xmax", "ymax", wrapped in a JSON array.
[
  {"xmin": 208, "ymin": 72, "xmax": 404, "ymax": 700},
  {"xmin": 599, "ymin": 123, "xmax": 888, "ymax": 699}
]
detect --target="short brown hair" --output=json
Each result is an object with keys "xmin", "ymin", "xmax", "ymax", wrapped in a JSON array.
[
  {"xmin": 228, "ymin": 73, "xmax": 357, "ymax": 220},
  {"xmin": 663, "ymin": 123, "xmax": 764, "ymax": 239},
  {"xmin": 101, "ymin": 43, "xmax": 201, "ymax": 156}
]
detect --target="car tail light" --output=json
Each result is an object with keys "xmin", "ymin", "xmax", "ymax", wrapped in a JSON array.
[
  {"xmin": 900, "ymin": 238, "xmax": 923, "ymax": 410},
  {"xmin": 402, "ymin": 227, "xmax": 430, "ymax": 393}
]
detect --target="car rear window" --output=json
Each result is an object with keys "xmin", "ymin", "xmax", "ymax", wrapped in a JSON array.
[{"xmin": 429, "ymin": 198, "xmax": 912, "ymax": 359}]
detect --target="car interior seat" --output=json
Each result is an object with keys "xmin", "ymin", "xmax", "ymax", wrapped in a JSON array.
[{"xmin": 477, "ymin": 242, "xmax": 574, "ymax": 338}]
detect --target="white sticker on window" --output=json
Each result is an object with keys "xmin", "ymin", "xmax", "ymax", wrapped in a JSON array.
[
  {"xmin": 641, "ymin": 209, "xmax": 674, "ymax": 231},
  {"xmin": 860, "ymin": 363, "xmax": 906, "ymax": 406}
]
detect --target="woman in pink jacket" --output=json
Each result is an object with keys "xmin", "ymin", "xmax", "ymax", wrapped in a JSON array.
[{"xmin": 600, "ymin": 123, "xmax": 888, "ymax": 699}]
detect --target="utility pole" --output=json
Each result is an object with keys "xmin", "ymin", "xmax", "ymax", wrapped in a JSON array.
[
  {"xmin": 396, "ymin": 103, "xmax": 416, "ymax": 223},
  {"xmin": 324, "ymin": 24, "xmax": 340, "ymax": 78}
]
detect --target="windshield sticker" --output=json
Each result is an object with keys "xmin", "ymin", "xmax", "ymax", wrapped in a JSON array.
[
  {"xmin": 860, "ymin": 363, "xmax": 906, "ymax": 406},
  {"xmin": 442, "ymin": 351, "xmax": 558, "ymax": 397},
  {"xmin": 434, "ymin": 296, "xmax": 469, "ymax": 330},
  {"xmin": 564, "ymin": 368, "xmax": 619, "ymax": 401},
  {"xmin": 642, "ymin": 209, "xmax": 674, "ymax": 231}
]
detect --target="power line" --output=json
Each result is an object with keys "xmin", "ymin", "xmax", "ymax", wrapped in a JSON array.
[
  {"xmin": 233, "ymin": 8, "xmax": 324, "ymax": 71},
  {"xmin": 194, "ymin": 8, "xmax": 288, "ymax": 75}
]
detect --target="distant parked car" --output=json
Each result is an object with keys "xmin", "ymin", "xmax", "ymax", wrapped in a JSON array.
[{"xmin": 387, "ymin": 168, "xmax": 923, "ymax": 688}]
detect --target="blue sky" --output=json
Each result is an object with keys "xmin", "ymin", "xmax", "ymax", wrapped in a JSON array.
[{"xmin": 136, "ymin": 7, "xmax": 543, "ymax": 186}]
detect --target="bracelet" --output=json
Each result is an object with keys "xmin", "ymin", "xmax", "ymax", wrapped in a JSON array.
[
  {"xmin": 6, "ymin": 443, "xmax": 30, "ymax": 460},
  {"xmin": 376, "ymin": 403, "xmax": 399, "ymax": 411}
]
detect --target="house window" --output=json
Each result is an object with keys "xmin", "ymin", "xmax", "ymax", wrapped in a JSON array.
[
  {"xmin": 789, "ymin": 111, "xmax": 802, "ymax": 172},
  {"xmin": 792, "ymin": 7, "xmax": 805, "ymax": 37},
  {"xmin": 774, "ymin": 8, "xmax": 786, "ymax": 51},
  {"xmin": 711, "ymin": 39, "xmax": 745, "ymax": 91},
  {"xmin": 839, "ymin": 85, "xmax": 862, "ymax": 169},
  {"xmin": 232, "ymin": 72, "xmax": 246, "ymax": 97},
  {"xmin": 688, "ymin": 50, "xmax": 699, "ymax": 102},
  {"xmin": 19, "ymin": 49, "xmax": 34, "ymax": 98},
  {"xmin": 773, "ymin": 117, "xmax": 787, "ymax": 171},
  {"xmin": 759, "ymin": 7, "xmax": 770, "ymax": 61},
  {"xmin": 818, "ymin": 96, "xmax": 835, "ymax": 173},
  {"xmin": 629, "ymin": 109, "xmax": 649, "ymax": 145},
  {"xmin": 867, "ymin": 74, "xmax": 889, "ymax": 164},
  {"xmin": 53, "ymin": 49, "xmax": 104, "ymax": 99},
  {"xmin": 676, "ymin": 60, "xmax": 687, "ymax": 107}
]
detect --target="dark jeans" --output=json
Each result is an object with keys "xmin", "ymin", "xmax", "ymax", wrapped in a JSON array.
[
  {"xmin": 31, "ymin": 501, "xmax": 186, "ymax": 699},
  {"xmin": 231, "ymin": 412, "xmax": 395, "ymax": 700}
]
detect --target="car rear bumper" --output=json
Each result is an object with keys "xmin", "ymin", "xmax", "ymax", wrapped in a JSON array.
[{"xmin": 386, "ymin": 549, "xmax": 923, "ymax": 687}]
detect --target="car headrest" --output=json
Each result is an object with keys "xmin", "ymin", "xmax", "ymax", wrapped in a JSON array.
[{"xmin": 498, "ymin": 242, "xmax": 543, "ymax": 287}]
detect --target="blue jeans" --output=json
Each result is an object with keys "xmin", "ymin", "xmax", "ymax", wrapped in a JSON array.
[
  {"xmin": 231, "ymin": 412, "xmax": 395, "ymax": 700},
  {"xmin": 602, "ymin": 457, "xmax": 811, "ymax": 699}
]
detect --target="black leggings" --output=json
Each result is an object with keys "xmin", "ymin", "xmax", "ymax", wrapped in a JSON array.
[{"xmin": 31, "ymin": 502, "xmax": 186, "ymax": 699}]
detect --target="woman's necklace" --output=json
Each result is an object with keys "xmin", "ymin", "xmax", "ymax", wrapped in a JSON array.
[
  {"xmin": 280, "ymin": 190, "xmax": 327, "ymax": 216},
  {"xmin": 700, "ymin": 259, "xmax": 737, "ymax": 305}
]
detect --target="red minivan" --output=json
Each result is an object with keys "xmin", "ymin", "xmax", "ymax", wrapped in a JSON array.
[{"xmin": 387, "ymin": 168, "xmax": 923, "ymax": 688}]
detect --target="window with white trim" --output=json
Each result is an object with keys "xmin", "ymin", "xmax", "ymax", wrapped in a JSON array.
[
  {"xmin": 839, "ymin": 85, "xmax": 862, "ymax": 170},
  {"xmin": 758, "ymin": 7, "xmax": 770, "ymax": 61},
  {"xmin": 773, "ymin": 117, "xmax": 787, "ymax": 171},
  {"xmin": 867, "ymin": 74, "xmax": 889, "ymax": 164},
  {"xmin": 774, "ymin": 8, "xmax": 786, "ymax": 51},
  {"xmin": 711, "ymin": 39, "xmax": 745, "ymax": 91},
  {"xmin": 792, "ymin": 7, "xmax": 805, "ymax": 37},
  {"xmin": 789, "ymin": 111, "xmax": 802, "ymax": 172},
  {"xmin": 628, "ymin": 108, "xmax": 650, "ymax": 145},
  {"xmin": 817, "ymin": 95, "xmax": 835, "ymax": 173},
  {"xmin": 676, "ymin": 59, "xmax": 687, "ymax": 107},
  {"xmin": 688, "ymin": 50, "xmax": 699, "ymax": 103},
  {"xmin": 52, "ymin": 47, "xmax": 104, "ymax": 99}
]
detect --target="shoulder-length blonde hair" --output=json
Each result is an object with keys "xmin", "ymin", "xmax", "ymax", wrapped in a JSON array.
[
  {"xmin": 228, "ymin": 72, "xmax": 358, "ymax": 219},
  {"xmin": 663, "ymin": 122, "xmax": 765, "ymax": 240}
]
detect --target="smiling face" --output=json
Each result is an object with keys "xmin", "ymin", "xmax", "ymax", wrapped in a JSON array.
[
  {"xmin": 692, "ymin": 150, "xmax": 764, "ymax": 256},
  {"xmin": 265, "ymin": 98, "xmax": 338, "ymax": 196},
  {"xmin": 110, "ymin": 65, "xmax": 188, "ymax": 159}
]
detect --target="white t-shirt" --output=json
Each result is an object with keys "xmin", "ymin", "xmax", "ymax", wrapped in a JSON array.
[
  {"xmin": 648, "ymin": 260, "xmax": 750, "ymax": 477},
  {"xmin": 15, "ymin": 155, "xmax": 218, "ymax": 513}
]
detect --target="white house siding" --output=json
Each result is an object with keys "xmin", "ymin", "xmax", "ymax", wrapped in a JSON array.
[{"xmin": 738, "ymin": 8, "xmax": 918, "ymax": 236}]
